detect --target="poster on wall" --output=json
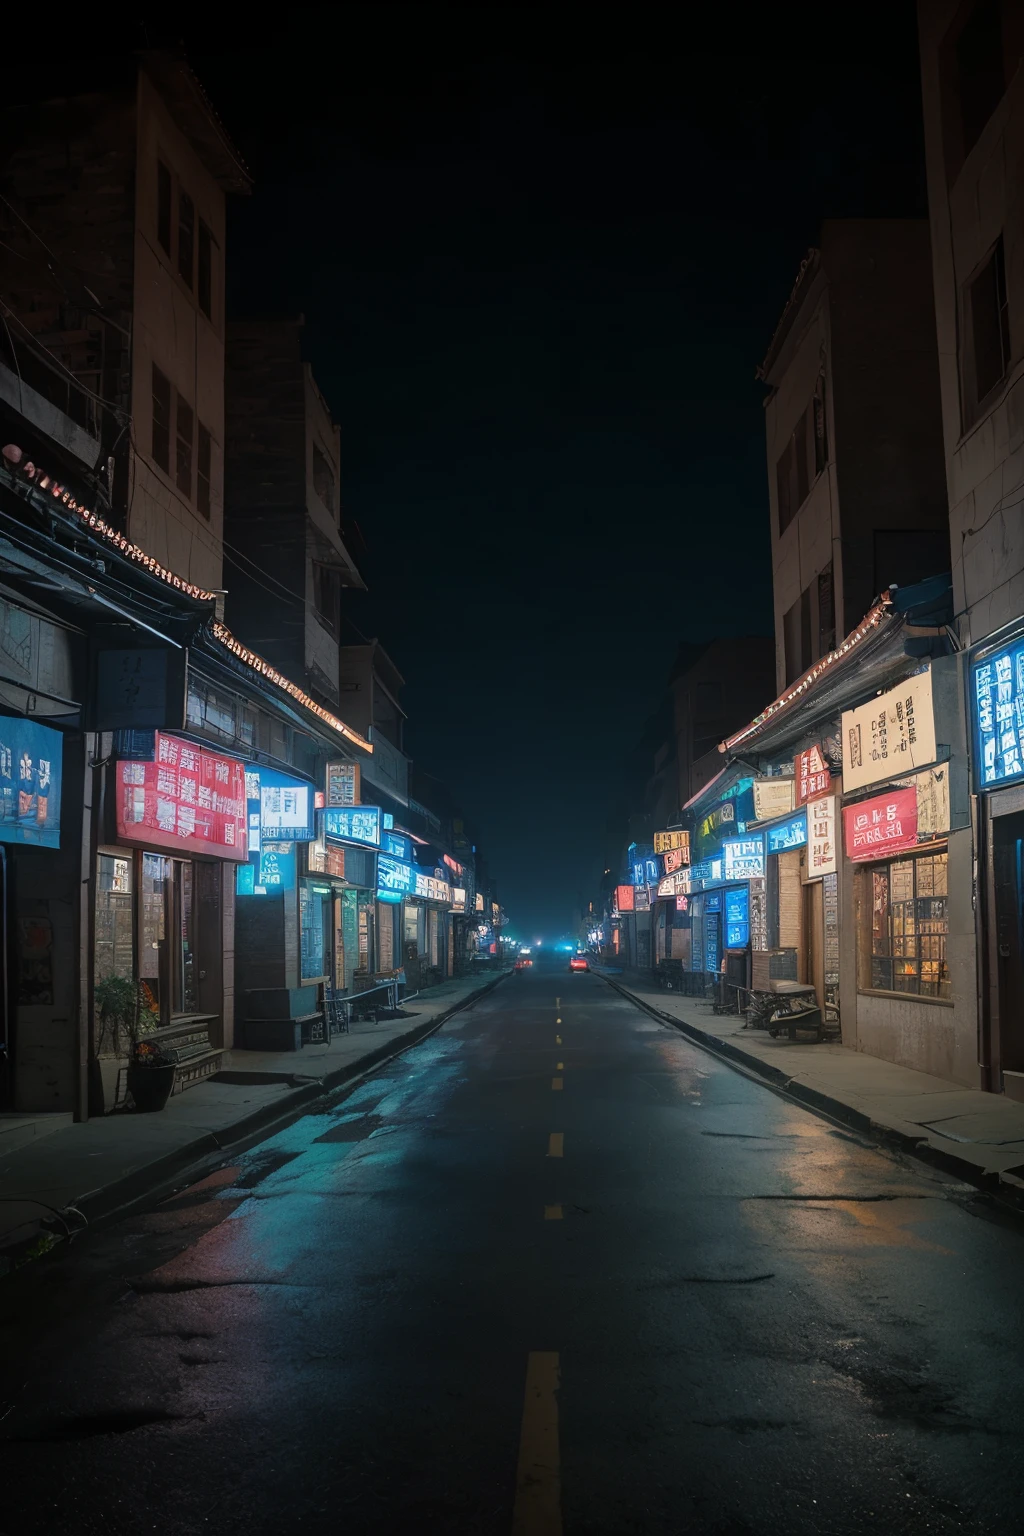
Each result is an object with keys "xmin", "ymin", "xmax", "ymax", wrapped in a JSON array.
[
  {"xmin": 752, "ymin": 779, "xmax": 794, "ymax": 822},
  {"xmin": 795, "ymin": 745, "xmax": 831, "ymax": 805},
  {"xmin": 806, "ymin": 795, "xmax": 837, "ymax": 877},
  {"xmin": 0, "ymin": 716, "xmax": 63, "ymax": 848},
  {"xmin": 841, "ymin": 671, "xmax": 937, "ymax": 791},
  {"xmin": 326, "ymin": 760, "xmax": 360, "ymax": 807},
  {"xmin": 722, "ymin": 836, "xmax": 765, "ymax": 880},
  {"xmin": 117, "ymin": 732, "xmax": 246, "ymax": 859},
  {"xmin": 749, "ymin": 878, "xmax": 768, "ymax": 951},
  {"xmin": 843, "ymin": 787, "xmax": 917, "ymax": 861}
]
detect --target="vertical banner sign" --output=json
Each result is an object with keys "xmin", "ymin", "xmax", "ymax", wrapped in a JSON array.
[
  {"xmin": 326, "ymin": 761, "xmax": 360, "ymax": 807},
  {"xmin": 615, "ymin": 884, "xmax": 635, "ymax": 912},
  {"xmin": 0, "ymin": 716, "xmax": 63, "ymax": 848},
  {"xmin": 795, "ymin": 744, "xmax": 831, "ymax": 805},
  {"xmin": 807, "ymin": 795, "xmax": 837, "ymax": 877},
  {"xmin": 843, "ymin": 787, "xmax": 918, "ymax": 861}
]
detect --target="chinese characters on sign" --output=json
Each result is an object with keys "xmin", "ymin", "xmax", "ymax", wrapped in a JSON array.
[
  {"xmin": 413, "ymin": 870, "xmax": 452, "ymax": 903},
  {"xmin": 0, "ymin": 716, "xmax": 62, "ymax": 848},
  {"xmin": 722, "ymin": 836, "xmax": 765, "ymax": 880},
  {"xmin": 766, "ymin": 811, "xmax": 808, "ymax": 853},
  {"xmin": 615, "ymin": 884, "xmax": 635, "ymax": 912},
  {"xmin": 725, "ymin": 885, "xmax": 749, "ymax": 947},
  {"xmin": 893, "ymin": 766, "xmax": 951, "ymax": 837},
  {"xmin": 323, "ymin": 807, "xmax": 382, "ymax": 847},
  {"xmin": 663, "ymin": 847, "xmax": 687, "ymax": 872},
  {"xmin": 842, "ymin": 671, "xmax": 937, "ymax": 792},
  {"xmin": 843, "ymin": 787, "xmax": 918, "ymax": 861},
  {"xmin": 117, "ymin": 732, "xmax": 246, "ymax": 860},
  {"xmin": 326, "ymin": 761, "xmax": 360, "ymax": 807},
  {"xmin": 807, "ymin": 795, "xmax": 836, "ymax": 877},
  {"xmin": 377, "ymin": 854, "xmax": 414, "ymax": 901},
  {"xmin": 795, "ymin": 745, "xmax": 831, "ymax": 805},
  {"xmin": 749, "ymin": 878, "xmax": 768, "ymax": 951},
  {"xmin": 972, "ymin": 640, "xmax": 1024, "ymax": 787},
  {"xmin": 653, "ymin": 829, "xmax": 690, "ymax": 858}
]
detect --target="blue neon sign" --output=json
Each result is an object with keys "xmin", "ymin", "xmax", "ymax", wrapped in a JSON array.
[
  {"xmin": 323, "ymin": 807, "xmax": 382, "ymax": 847},
  {"xmin": 766, "ymin": 810, "xmax": 808, "ymax": 853},
  {"xmin": 0, "ymin": 716, "xmax": 63, "ymax": 848},
  {"xmin": 973, "ymin": 639, "xmax": 1024, "ymax": 787},
  {"xmin": 382, "ymin": 829, "xmax": 413, "ymax": 860},
  {"xmin": 377, "ymin": 853, "xmax": 413, "ymax": 900},
  {"xmin": 725, "ymin": 885, "xmax": 749, "ymax": 948}
]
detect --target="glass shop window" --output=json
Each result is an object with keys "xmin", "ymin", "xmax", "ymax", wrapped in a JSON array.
[
  {"xmin": 139, "ymin": 852, "xmax": 169, "ymax": 1021},
  {"xmin": 864, "ymin": 852, "xmax": 950, "ymax": 999},
  {"xmin": 95, "ymin": 854, "xmax": 135, "ymax": 985}
]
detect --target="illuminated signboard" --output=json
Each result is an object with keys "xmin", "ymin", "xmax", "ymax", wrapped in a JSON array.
[
  {"xmin": 254, "ymin": 768, "xmax": 315, "ymax": 841},
  {"xmin": 117, "ymin": 732, "xmax": 246, "ymax": 860},
  {"xmin": 842, "ymin": 671, "xmax": 937, "ymax": 791},
  {"xmin": 722, "ymin": 836, "xmax": 765, "ymax": 880},
  {"xmin": 973, "ymin": 638, "xmax": 1024, "ymax": 788},
  {"xmin": 725, "ymin": 885, "xmax": 749, "ymax": 948},
  {"xmin": 377, "ymin": 853, "xmax": 413, "ymax": 903},
  {"xmin": 326, "ymin": 761, "xmax": 360, "ymax": 807},
  {"xmin": 475, "ymin": 891, "xmax": 485, "ymax": 912},
  {"xmin": 645, "ymin": 856, "xmax": 661, "ymax": 884},
  {"xmin": 663, "ymin": 847, "xmax": 687, "ymax": 873},
  {"xmin": 451, "ymin": 887, "xmax": 467, "ymax": 912},
  {"xmin": 766, "ymin": 811, "xmax": 807, "ymax": 853},
  {"xmin": 615, "ymin": 883, "xmax": 635, "ymax": 912},
  {"xmin": 413, "ymin": 869, "xmax": 451, "ymax": 902},
  {"xmin": 752, "ymin": 779, "xmax": 794, "ymax": 822},
  {"xmin": 0, "ymin": 716, "xmax": 63, "ymax": 848},
  {"xmin": 382, "ymin": 829, "xmax": 413, "ymax": 860},
  {"xmin": 323, "ymin": 806, "xmax": 382, "ymax": 847},
  {"xmin": 653, "ymin": 829, "xmax": 690, "ymax": 856},
  {"xmin": 807, "ymin": 795, "xmax": 836, "ymax": 878},
  {"xmin": 843, "ymin": 787, "xmax": 917, "ymax": 861},
  {"xmin": 795, "ymin": 744, "xmax": 831, "ymax": 805},
  {"xmin": 632, "ymin": 861, "xmax": 645, "ymax": 886}
]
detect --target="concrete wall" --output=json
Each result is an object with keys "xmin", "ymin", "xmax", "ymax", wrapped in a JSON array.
[
  {"xmin": 130, "ymin": 69, "xmax": 226, "ymax": 592},
  {"xmin": 919, "ymin": 0, "xmax": 1024, "ymax": 646}
]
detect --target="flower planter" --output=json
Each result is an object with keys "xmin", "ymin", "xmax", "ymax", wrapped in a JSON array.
[{"xmin": 126, "ymin": 1062, "xmax": 176, "ymax": 1113}]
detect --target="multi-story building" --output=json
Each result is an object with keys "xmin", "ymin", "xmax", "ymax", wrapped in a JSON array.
[
  {"xmin": 919, "ymin": 0, "xmax": 1024, "ymax": 1097},
  {"xmin": 759, "ymin": 220, "xmax": 951, "ymax": 691}
]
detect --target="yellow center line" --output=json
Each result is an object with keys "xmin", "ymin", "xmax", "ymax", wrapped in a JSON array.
[
  {"xmin": 512, "ymin": 1352, "xmax": 562, "ymax": 1536},
  {"xmin": 547, "ymin": 1133, "xmax": 563, "ymax": 1157},
  {"xmin": 551, "ymin": 1076, "xmax": 563, "ymax": 1091},
  {"xmin": 544, "ymin": 1204, "xmax": 563, "ymax": 1221}
]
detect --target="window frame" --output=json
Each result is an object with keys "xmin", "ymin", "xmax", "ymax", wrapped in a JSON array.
[
  {"xmin": 962, "ymin": 234, "xmax": 1011, "ymax": 427},
  {"xmin": 857, "ymin": 847, "xmax": 952, "ymax": 1003},
  {"xmin": 151, "ymin": 364, "xmax": 171, "ymax": 473}
]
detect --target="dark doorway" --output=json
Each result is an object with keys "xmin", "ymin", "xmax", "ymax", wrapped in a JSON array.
[{"xmin": 992, "ymin": 810, "xmax": 1024, "ymax": 1094}]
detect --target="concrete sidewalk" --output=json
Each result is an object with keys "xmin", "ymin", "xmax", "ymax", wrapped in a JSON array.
[
  {"xmin": 597, "ymin": 967, "xmax": 1024, "ymax": 1200},
  {"xmin": 0, "ymin": 968, "xmax": 510, "ymax": 1271}
]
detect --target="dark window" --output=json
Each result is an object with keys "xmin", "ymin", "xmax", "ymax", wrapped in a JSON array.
[
  {"xmin": 157, "ymin": 162, "xmax": 172, "ymax": 255},
  {"xmin": 151, "ymin": 365, "xmax": 171, "ymax": 472},
  {"xmin": 776, "ymin": 400, "xmax": 814, "ymax": 535},
  {"xmin": 956, "ymin": 0, "xmax": 1005, "ymax": 157},
  {"xmin": 175, "ymin": 395, "xmax": 193, "ymax": 498},
  {"xmin": 313, "ymin": 562, "xmax": 340, "ymax": 632},
  {"xmin": 197, "ymin": 422, "xmax": 212, "ymax": 519},
  {"xmin": 783, "ymin": 585, "xmax": 812, "ymax": 685},
  {"xmin": 312, "ymin": 443, "xmax": 336, "ymax": 515},
  {"xmin": 813, "ymin": 384, "xmax": 828, "ymax": 476},
  {"xmin": 178, "ymin": 191, "xmax": 194, "ymax": 288},
  {"xmin": 818, "ymin": 563, "xmax": 835, "ymax": 655},
  {"xmin": 965, "ymin": 235, "xmax": 1010, "ymax": 420},
  {"xmin": 197, "ymin": 221, "xmax": 213, "ymax": 320}
]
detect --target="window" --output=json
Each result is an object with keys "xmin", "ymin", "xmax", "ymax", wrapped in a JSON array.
[
  {"xmin": 175, "ymin": 395, "xmax": 193, "ymax": 497},
  {"xmin": 956, "ymin": 0, "xmax": 1005, "ymax": 157},
  {"xmin": 313, "ymin": 562, "xmax": 340, "ymax": 632},
  {"xmin": 818, "ymin": 563, "xmax": 835, "ymax": 655},
  {"xmin": 157, "ymin": 162, "xmax": 172, "ymax": 255},
  {"xmin": 776, "ymin": 400, "xmax": 813, "ymax": 535},
  {"xmin": 178, "ymin": 191, "xmax": 195, "ymax": 288},
  {"xmin": 312, "ymin": 443, "xmax": 336, "ymax": 516},
  {"xmin": 812, "ymin": 383, "xmax": 828, "ymax": 476},
  {"xmin": 197, "ymin": 220, "xmax": 213, "ymax": 320},
  {"xmin": 197, "ymin": 422, "xmax": 212, "ymax": 519},
  {"xmin": 783, "ymin": 585, "xmax": 812, "ymax": 685},
  {"xmin": 964, "ymin": 235, "xmax": 1010, "ymax": 421},
  {"xmin": 863, "ymin": 852, "xmax": 950, "ymax": 999},
  {"xmin": 151, "ymin": 365, "xmax": 171, "ymax": 473}
]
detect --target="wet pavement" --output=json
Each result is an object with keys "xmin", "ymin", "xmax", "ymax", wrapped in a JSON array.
[{"xmin": 1, "ymin": 962, "xmax": 1023, "ymax": 1534}]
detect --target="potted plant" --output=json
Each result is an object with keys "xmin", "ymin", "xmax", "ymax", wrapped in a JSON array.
[{"xmin": 94, "ymin": 976, "xmax": 175, "ymax": 1113}]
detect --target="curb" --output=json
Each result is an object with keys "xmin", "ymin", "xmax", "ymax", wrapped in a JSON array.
[
  {"xmin": 599, "ymin": 972, "xmax": 1024, "ymax": 1212},
  {"xmin": 2, "ymin": 969, "xmax": 512, "ymax": 1268}
]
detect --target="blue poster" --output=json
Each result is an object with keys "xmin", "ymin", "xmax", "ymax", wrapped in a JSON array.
[
  {"xmin": 323, "ymin": 806, "xmax": 382, "ymax": 847},
  {"xmin": 377, "ymin": 853, "xmax": 413, "ymax": 901},
  {"xmin": 382, "ymin": 829, "xmax": 412, "ymax": 860},
  {"xmin": 725, "ymin": 885, "xmax": 750, "ymax": 948},
  {"xmin": 766, "ymin": 811, "xmax": 808, "ymax": 853},
  {"xmin": 0, "ymin": 717, "xmax": 63, "ymax": 848}
]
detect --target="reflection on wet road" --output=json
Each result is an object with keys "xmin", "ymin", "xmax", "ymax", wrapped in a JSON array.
[{"xmin": 2, "ymin": 965, "xmax": 1024, "ymax": 1534}]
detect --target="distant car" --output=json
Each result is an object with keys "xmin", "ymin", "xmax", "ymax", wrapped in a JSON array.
[
  {"xmin": 569, "ymin": 955, "xmax": 588, "ymax": 972},
  {"xmin": 515, "ymin": 957, "xmax": 533, "ymax": 971}
]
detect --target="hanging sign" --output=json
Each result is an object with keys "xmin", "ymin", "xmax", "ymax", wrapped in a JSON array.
[
  {"xmin": 806, "ymin": 795, "xmax": 837, "ymax": 877},
  {"xmin": 117, "ymin": 732, "xmax": 246, "ymax": 860},
  {"xmin": 634, "ymin": 887, "xmax": 651, "ymax": 912},
  {"xmin": 653, "ymin": 829, "xmax": 690, "ymax": 856},
  {"xmin": 323, "ymin": 806, "xmax": 382, "ymax": 847},
  {"xmin": 842, "ymin": 672, "xmax": 937, "ymax": 791},
  {"xmin": 752, "ymin": 779, "xmax": 794, "ymax": 821},
  {"xmin": 973, "ymin": 639, "xmax": 1024, "ymax": 787},
  {"xmin": 615, "ymin": 884, "xmax": 635, "ymax": 912},
  {"xmin": 766, "ymin": 810, "xmax": 808, "ymax": 853},
  {"xmin": 0, "ymin": 717, "xmax": 63, "ymax": 848},
  {"xmin": 663, "ymin": 846, "xmax": 687, "ymax": 872},
  {"xmin": 725, "ymin": 885, "xmax": 750, "ymax": 947},
  {"xmin": 377, "ymin": 853, "xmax": 413, "ymax": 901},
  {"xmin": 722, "ymin": 836, "xmax": 765, "ymax": 880},
  {"xmin": 675, "ymin": 894, "xmax": 689, "ymax": 913},
  {"xmin": 326, "ymin": 761, "xmax": 360, "ymax": 807},
  {"xmin": 795, "ymin": 745, "xmax": 832, "ymax": 805},
  {"xmin": 843, "ymin": 787, "xmax": 918, "ymax": 861}
]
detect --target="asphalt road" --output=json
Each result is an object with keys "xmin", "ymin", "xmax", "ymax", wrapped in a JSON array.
[{"xmin": 2, "ymin": 962, "xmax": 1024, "ymax": 1535}]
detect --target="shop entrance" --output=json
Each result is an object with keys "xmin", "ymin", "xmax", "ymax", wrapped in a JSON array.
[{"xmin": 991, "ymin": 809, "xmax": 1024, "ymax": 1093}]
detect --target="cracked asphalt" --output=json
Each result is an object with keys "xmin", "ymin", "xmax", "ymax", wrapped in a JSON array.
[{"xmin": 1, "ymin": 962, "xmax": 1023, "ymax": 1534}]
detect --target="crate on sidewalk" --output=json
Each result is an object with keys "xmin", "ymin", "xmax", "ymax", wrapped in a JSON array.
[{"xmin": 751, "ymin": 949, "xmax": 798, "ymax": 991}]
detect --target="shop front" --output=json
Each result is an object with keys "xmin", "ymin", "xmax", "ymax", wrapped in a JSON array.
[{"xmin": 101, "ymin": 731, "xmax": 247, "ymax": 1102}]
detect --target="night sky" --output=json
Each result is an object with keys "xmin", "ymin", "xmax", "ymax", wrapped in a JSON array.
[{"xmin": 189, "ymin": 8, "xmax": 926, "ymax": 934}]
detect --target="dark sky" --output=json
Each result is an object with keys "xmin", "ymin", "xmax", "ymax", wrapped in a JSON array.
[{"xmin": 189, "ymin": 7, "xmax": 927, "ymax": 936}]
